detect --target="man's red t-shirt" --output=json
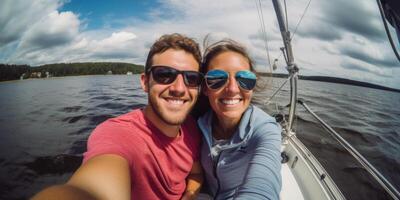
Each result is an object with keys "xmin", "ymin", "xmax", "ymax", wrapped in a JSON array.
[{"xmin": 83, "ymin": 109, "xmax": 201, "ymax": 200}]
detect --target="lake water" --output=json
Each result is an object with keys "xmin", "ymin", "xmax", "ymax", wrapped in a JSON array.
[{"xmin": 0, "ymin": 75, "xmax": 399, "ymax": 200}]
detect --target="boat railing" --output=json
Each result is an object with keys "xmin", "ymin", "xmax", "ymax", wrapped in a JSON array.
[{"xmin": 297, "ymin": 99, "xmax": 400, "ymax": 200}]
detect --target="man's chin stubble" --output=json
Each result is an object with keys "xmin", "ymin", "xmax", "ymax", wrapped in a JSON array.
[{"xmin": 150, "ymin": 100, "xmax": 189, "ymax": 126}]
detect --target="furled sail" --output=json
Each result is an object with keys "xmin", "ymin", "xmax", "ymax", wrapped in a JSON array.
[{"xmin": 378, "ymin": 0, "xmax": 400, "ymax": 61}]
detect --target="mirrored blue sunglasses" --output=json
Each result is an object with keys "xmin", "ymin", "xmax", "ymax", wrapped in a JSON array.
[{"xmin": 205, "ymin": 69, "xmax": 257, "ymax": 90}]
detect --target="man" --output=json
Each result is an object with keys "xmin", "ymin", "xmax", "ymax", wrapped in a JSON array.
[{"xmin": 32, "ymin": 33, "xmax": 204, "ymax": 200}]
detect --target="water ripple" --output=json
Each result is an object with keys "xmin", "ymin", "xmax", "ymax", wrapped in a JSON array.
[
  {"xmin": 59, "ymin": 106, "xmax": 83, "ymax": 113},
  {"xmin": 23, "ymin": 154, "xmax": 82, "ymax": 175},
  {"xmin": 62, "ymin": 115, "xmax": 87, "ymax": 124}
]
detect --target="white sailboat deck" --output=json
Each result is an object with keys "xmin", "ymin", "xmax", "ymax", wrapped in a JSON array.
[
  {"xmin": 280, "ymin": 135, "xmax": 345, "ymax": 200},
  {"xmin": 281, "ymin": 161, "xmax": 304, "ymax": 200}
]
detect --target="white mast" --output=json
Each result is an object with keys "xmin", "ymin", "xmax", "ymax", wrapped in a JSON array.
[{"xmin": 271, "ymin": 0, "xmax": 298, "ymax": 132}]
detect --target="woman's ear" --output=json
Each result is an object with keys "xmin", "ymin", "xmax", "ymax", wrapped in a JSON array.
[{"xmin": 140, "ymin": 73, "xmax": 149, "ymax": 93}]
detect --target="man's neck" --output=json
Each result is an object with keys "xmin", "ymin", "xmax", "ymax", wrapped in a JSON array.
[{"xmin": 143, "ymin": 106, "xmax": 181, "ymax": 138}]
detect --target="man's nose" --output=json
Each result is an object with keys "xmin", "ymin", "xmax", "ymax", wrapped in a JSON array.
[{"xmin": 169, "ymin": 74, "xmax": 186, "ymax": 95}]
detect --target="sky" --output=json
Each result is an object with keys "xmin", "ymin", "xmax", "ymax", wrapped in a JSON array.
[{"xmin": 1, "ymin": 0, "xmax": 399, "ymax": 89}]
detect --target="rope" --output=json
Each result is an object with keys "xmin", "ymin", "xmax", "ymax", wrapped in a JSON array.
[
  {"xmin": 291, "ymin": 0, "xmax": 312, "ymax": 41},
  {"xmin": 264, "ymin": 75, "xmax": 291, "ymax": 105},
  {"xmin": 255, "ymin": 0, "xmax": 272, "ymax": 68}
]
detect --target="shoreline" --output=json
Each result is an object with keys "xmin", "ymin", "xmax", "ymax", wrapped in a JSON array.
[{"xmin": 0, "ymin": 74, "xmax": 140, "ymax": 83}]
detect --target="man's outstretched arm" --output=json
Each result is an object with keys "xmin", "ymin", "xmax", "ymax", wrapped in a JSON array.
[{"xmin": 31, "ymin": 154, "xmax": 131, "ymax": 200}]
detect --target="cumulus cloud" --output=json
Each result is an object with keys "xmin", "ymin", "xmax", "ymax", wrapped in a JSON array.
[
  {"xmin": 296, "ymin": 22, "xmax": 342, "ymax": 41},
  {"xmin": 2, "ymin": 0, "xmax": 146, "ymax": 65},
  {"xmin": 339, "ymin": 45, "xmax": 398, "ymax": 68},
  {"xmin": 19, "ymin": 11, "xmax": 79, "ymax": 50},
  {"xmin": 0, "ymin": 0, "xmax": 62, "ymax": 47},
  {"xmin": 341, "ymin": 58, "xmax": 393, "ymax": 78},
  {"xmin": 90, "ymin": 31, "xmax": 138, "ymax": 58},
  {"xmin": 319, "ymin": 0, "xmax": 385, "ymax": 42},
  {"xmin": 8, "ymin": 30, "xmax": 144, "ymax": 65},
  {"xmin": 287, "ymin": 0, "xmax": 386, "ymax": 44}
]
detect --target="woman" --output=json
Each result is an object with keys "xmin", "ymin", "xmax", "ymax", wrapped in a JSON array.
[{"xmin": 196, "ymin": 39, "xmax": 282, "ymax": 199}]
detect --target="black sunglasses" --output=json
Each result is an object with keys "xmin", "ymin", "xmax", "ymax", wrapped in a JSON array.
[{"xmin": 146, "ymin": 65, "xmax": 203, "ymax": 87}]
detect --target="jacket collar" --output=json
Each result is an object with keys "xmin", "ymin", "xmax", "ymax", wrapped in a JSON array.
[{"xmin": 198, "ymin": 105, "xmax": 254, "ymax": 148}]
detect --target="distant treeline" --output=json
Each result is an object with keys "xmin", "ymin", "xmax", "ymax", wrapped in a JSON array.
[
  {"xmin": 0, "ymin": 64, "xmax": 30, "ymax": 81},
  {"xmin": 0, "ymin": 62, "xmax": 144, "ymax": 81}
]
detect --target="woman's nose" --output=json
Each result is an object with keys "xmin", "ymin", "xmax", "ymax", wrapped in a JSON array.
[{"xmin": 225, "ymin": 75, "xmax": 240, "ymax": 93}]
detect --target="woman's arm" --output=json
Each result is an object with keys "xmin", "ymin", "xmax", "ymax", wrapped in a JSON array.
[{"xmin": 234, "ymin": 122, "xmax": 282, "ymax": 200}]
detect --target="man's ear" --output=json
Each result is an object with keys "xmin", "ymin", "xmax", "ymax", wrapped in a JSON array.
[{"xmin": 140, "ymin": 73, "xmax": 149, "ymax": 93}]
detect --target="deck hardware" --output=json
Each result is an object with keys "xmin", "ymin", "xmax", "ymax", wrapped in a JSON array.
[
  {"xmin": 281, "ymin": 152, "xmax": 289, "ymax": 163},
  {"xmin": 291, "ymin": 156, "xmax": 298, "ymax": 168}
]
